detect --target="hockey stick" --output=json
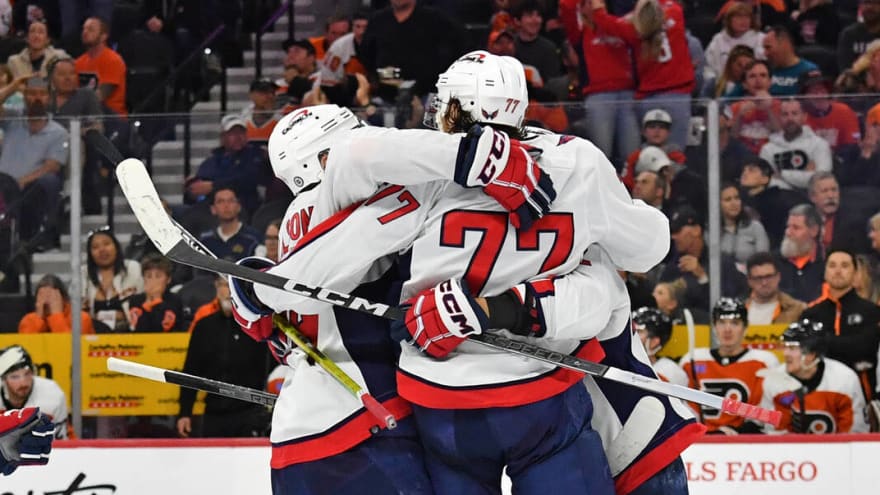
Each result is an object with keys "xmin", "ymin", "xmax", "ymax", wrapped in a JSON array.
[
  {"xmin": 107, "ymin": 357, "xmax": 277, "ymax": 406},
  {"xmin": 116, "ymin": 158, "xmax": 782, "ymax": 427},
  {"xmin": 273, "ymin": 315, "xmax": 397, "ymax": 430},
  {"xmin": 683, "ymin": 308, "xmax": 705, "ymax": 423}
]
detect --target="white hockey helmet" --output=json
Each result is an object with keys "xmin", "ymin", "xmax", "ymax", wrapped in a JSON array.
[
  {"xmin": 0, "ymin": 345, "xmax": 32, "ymax": 378},
  {"xmin": 427, "ymin": 50, "xmax": 529, "ymax": 131},
  {"xmin": 267, "ymin": 104, "xmax": 361, "ymax": 195}
]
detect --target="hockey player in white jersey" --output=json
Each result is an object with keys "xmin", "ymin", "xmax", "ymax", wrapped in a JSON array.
[
  {"xmin": 237, "ymin": 51, "xmax": 678, "ymax": 494},
  {"xmin": 759, "ymin": 318, "xmax": 868, "ymax": 434},
  {"xmin": 230, "ymin": 106, "xmax": 434, "ymax": 494},
  {"xmin": 632, "ymin": 307, "xmax": 689, "ymax": 387},
  {"xmin": 0, "ymin": 346, "xmax": 67, "ymax": 439},
  {"xmin": 0, "ymin": 406, "xmax": 54, "ymax": 475}
]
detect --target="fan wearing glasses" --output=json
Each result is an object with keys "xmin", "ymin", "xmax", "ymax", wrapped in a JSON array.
[{"xmin": 743, "ymin": 251, "xmax": 806, "ymax": 325}]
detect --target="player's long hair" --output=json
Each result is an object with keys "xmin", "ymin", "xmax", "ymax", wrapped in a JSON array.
[
  {"xmin": 633, "ymin": 0, "xmax": 665, "ymax": 61},
  {"xmin": 441, "ymin": 97, "xmax": 527, "ymax": 140}
]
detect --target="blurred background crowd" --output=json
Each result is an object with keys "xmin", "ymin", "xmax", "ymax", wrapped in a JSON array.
[{"xmin": 1, "ymin": 0, "xmax": 880, "ymax": 438}]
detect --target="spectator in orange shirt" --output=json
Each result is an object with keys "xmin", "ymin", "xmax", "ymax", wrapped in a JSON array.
[
  {"xmin": 74, "ymin": 17, "xmax": 126, "ymax": 116},
  {"xmin": 799, "ymin": 70, "xmax": 861, "ymax": 157},
  {"xmin": 18, "ymin": 274, "xmax": 94, "ymax": 334},
  {"xmin": 308, "ymin": 14, "xmax": 350, "ymax": 63},
  {"xmin": 241, "ymin": 78, "xmax": 280, "ymax": 143}
]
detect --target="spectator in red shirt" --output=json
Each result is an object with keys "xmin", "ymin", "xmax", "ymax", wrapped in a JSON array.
[
  {"xmin": 622, "ymin": 109, "xmax": 687, "ymax": 189},
  {"xmin": 74, "ymin": 16, "xmax": 126, "ymax": 116},
  {"xmin": 731, "ymin": 60, "xmax": 781, "ymax": 154},
  {"xmin": 799, "ymin": 70, "xmax": 861, "ymax": 158},
  {"xmin": 591, "ymin": 0, "xmax": 695, "ymax": 150},
  {"xmin": 559, "ymin": 0, "xmax": 639, "ymax": 167}
]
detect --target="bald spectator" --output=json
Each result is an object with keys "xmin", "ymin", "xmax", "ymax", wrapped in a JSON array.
[
  {"xmin": 6, "ymin": 20, "xmax": 68, "ymax": 79},
  {"xmin": 838, "ymin": 0, "xmax": 880, "ymax": 72},
  {"xmin": 360, "ymin": 0, "xmax": 466, "ymax": 96},
  {"xmin": 75, "ymin": 16, "xmax": 127, "ymax": 116},
  {"xmin": 759, "ymin": 98, "xmax": 832, "ymax": 191},
  {"xmin": 763, "ymin": 25, "xmax": 818, "ymax": 96},
  {"xmin": 778, "ymin": 204, "xmax": 825, "ymax": 302}
]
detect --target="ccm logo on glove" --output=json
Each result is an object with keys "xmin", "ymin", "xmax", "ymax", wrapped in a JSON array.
[
  {"xmin": 438, "ymin": 280, "xmax": 481, "ymax": 337},
  {"xmin": 475, "ymin": 130, "xmax": 509, "ymax": 185}
]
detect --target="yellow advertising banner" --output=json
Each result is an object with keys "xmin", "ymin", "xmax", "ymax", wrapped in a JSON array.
[
  {"xmin": 0, "ymin": 333, "xmax": 205, "ymax": 416},
  {"xmin": 660, "ymin": 324, "xmax": 789, "ymax": 362},
  {"xmin": 81, "ymin": 333, "xmax": 198, "ymax": 416}
]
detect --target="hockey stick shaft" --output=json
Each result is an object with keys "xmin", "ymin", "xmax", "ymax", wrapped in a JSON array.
[
  {"xmin": 273, "ymin": 315, "xmax": 397, "ymax": 430},
  {"xmin": 116, "ymin": 159, "xmax": 781, "ymax": 427},
  {"xmin": 107, "ymin": 357, "xmax": 277, "ymax": 406},
  {"xmin": 683, "ymin": 308, "xmax": 705, "ymax": 423}
]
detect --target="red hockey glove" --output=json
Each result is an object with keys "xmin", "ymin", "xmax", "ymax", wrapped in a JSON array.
[
  {"xmin": 0, "ymin": 407, "xmax": 54, "ymax": 476},
  {"xmin": 229, "ymin": 256, "xmax": 275, "ymax": 342},
  {"xmin": 454, "ymin": 125, "xmax": 556, "ymax": 231},
  {"xmin": 391, "ymin": 279, "xmax": 489, "ymax": 359}
]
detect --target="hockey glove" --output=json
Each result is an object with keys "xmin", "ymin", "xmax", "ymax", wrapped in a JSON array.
[
  {"xmin": 454, "ymin": 125, "xmax": 556, "ymax": 231},
  {"xmin": 229, "ymin": 256, "xmax": 276, "ymax": 342},
  {"xmin": 391, "ymin": 279, "xmax": 488, "ymax": 359},
  {"xmin": 0, "ymin": 407, "xmax": 54, "ymax": 476},
  {"xmin": 485, "ymin": 281, "xmax": 551, "ymax": 338}
]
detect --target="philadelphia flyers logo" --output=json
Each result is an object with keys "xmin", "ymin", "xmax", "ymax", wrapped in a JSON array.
[
  {"xmin": 791, "ymin": 409, "xmax": 836, "ymax": 434},
  {"xmin": 699, "ymin": 379, "xmax": 751, "ymax": 419}
]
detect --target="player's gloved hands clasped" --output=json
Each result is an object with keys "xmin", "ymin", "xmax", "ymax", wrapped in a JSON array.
[
  {"xmin": 0, "ymin": 407, "xmax": 54, "ymax": 476},
  {"xmin": 454, "ymin": 125, "xmax": 556, "ymax": 231},
  {"xmin": 229, "ymin": 256, "xmax": 276, "ymax": 342},
  {"xmin": 391, "ymin": 278, "xmax": 488, "ymax": 359}
]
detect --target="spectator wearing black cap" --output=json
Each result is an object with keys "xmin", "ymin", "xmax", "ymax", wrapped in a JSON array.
[
  {"xmin": 801, "ymin": 249, "xmax": 880, "ymax": 399},
  {"xmin": 740, "ymin": 156, "xmax": 808, "ymax": 248},
  {"xmin": 622, "ymin": 109, "xmax": 686, "ymax": 190},
  {"xmin": 280, "ymin": 38, "xmax": 318, "ymax": 104},
  {"xmin": 241, "ymin": 78, "xmax": 280, "ymax": 143},
  {"xmin": 660, "ymin": 205, "xmax": 747, "ymax": 312},
  {"xmin": 799, "ymin": 70, "xmax": 861, "ymax": 161}
]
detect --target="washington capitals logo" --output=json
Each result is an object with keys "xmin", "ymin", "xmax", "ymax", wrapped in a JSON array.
[
  {"xmin": 481, "ymin": 108, "xmax": 499, "ymax": 120},
  {"xmin": 458, "ymin": 53, "xmax": 486, "ymax": 64},
  {"xmin": 282, "ymin": 109, "xmax": 312, "ymax": 134}
]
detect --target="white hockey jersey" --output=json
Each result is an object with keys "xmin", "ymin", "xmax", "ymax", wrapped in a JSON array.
[
  {"xmin": 319, "ymin": 32, "xmax": 359, "ymax": 86},
  {"xmin": 0, "ymin": 376, "xmax": 68, "ymax": 439},
  {"xmin": 267, "ymin": 185, "xmax": 413, "ymax": 469},
  {"xmin": 256, "ymin": 127, "xmax": 671, "ymax": 409},
  {"xmin": 653, "ymin": 357, "xmax": 688, "ymax": 387},
  {"xmin": 758, "ymin": 125, "xmax": 832, "ymax": 190},
  {"xmin": 759, "ymin": 358, "xmax": 868, "ymax": 434}
]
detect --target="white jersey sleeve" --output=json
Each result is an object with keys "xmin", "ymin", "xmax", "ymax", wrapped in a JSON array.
[
  {"xmin": 255, "ymin": 183, "xmax": 442, "ymax": 314},
  {"xmin": 312, "ymin": 127, "xmax": 463, "ymax": 224},
  {"xmin": 537, "ymin": 245, "xmax": 632, "ymax": 341}
]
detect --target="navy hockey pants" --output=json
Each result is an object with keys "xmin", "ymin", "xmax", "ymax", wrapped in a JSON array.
[
  {"xmin": 270, "ymin": 420, "xmax": 433, "ymax": 495},
  {"xmin": 411, "ymin": 383, "xmax": 615, "ymax": 495},
  {"xmin": 629, "ymin": 457, "xmax": 688, "ymax": 495}
]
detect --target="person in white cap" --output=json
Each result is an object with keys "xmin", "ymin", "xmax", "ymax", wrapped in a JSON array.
[
  {"xmin": 621, "ymin": 108, "xmax": 686, "ymax": 190},
  {"xmin": 633, "ymin": 145, "xmax": 706, "ymax": 214}
]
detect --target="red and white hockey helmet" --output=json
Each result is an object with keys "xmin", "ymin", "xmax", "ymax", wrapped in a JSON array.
[
  {"xmin": 428, "ymin": 50, "xmax": 528, "ymax": 131},
  {"xmin": 268, "ymin": 104, "xmax": 361, "ymax": 195}
]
